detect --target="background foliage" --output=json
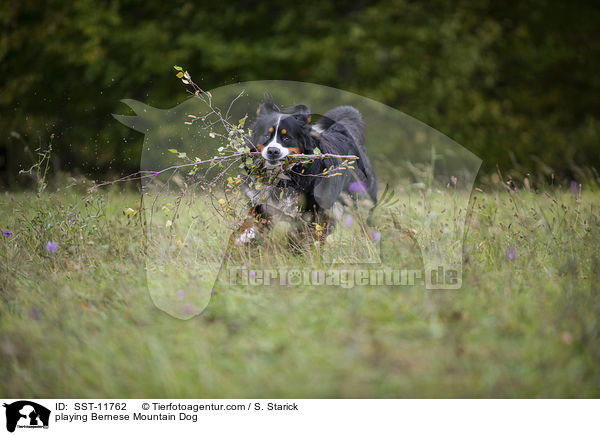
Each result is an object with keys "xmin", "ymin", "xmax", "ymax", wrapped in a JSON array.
[{"xmin": 1, "ymin": 0, "xmax": 599, "ymax": 185}]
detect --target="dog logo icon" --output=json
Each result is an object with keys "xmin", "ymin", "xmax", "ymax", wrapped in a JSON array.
[{"xmin": 3, "ymin": 401, "xmax": 50, "ymax": 432}]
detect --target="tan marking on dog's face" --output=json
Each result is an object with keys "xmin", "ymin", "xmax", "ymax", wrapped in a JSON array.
[
  {"xmin": 256, "ymin": 144, "xmax": 264, "ymax": 151},
  {"xmin": 288, "ymin": 146, "xmax": 300, "ymax": 154},
  {"xmin": 269, "ymin": 127, "xmax": 274, "ymax": 133},
  {"xmin": 281, "ymin": 128, "xmax": 287, "ymax": 135}
]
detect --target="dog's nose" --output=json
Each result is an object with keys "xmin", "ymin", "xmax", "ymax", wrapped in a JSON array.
[{"xmin": 266, "ymin": 147, "xmax": 281, "ymax": 159}]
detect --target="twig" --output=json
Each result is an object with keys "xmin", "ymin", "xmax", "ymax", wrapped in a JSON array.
[{"xmin": 93, "ymin": 152, "xmax": 359, "ymax": 189}]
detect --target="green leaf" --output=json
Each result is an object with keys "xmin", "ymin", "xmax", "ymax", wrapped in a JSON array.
[{"xmin": 168, "ymin": 149, "xmax": 179, "ymax": 154}]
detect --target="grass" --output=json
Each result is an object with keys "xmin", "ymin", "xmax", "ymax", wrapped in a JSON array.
[{"xmin": 1, "ymin": 178, "xmax": 599, "ymax": 398}]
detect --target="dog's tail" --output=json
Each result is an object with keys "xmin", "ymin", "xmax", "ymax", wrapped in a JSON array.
[{"xmin": 314, "ymin": 106, "xmax": 364, "ymax": 148}]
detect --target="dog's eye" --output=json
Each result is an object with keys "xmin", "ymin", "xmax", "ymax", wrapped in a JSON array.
[{"xmin": 281, "ymin": 135, "xmax": 291, "ymax": 142}]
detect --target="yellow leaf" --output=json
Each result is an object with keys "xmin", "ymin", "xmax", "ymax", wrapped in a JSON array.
[
  {"xmin": 174, "ymin": 65, "xmax": 183, "ymax": 71},
  {"xmin": 176, "ymin": 72, "xmax": 184, "ymax": 78},
  {"xmin": 218, "ymin": 198, "xmax": 226, "ymax": 205}
]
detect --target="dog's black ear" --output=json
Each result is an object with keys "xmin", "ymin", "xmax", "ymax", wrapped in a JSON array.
[
  {"xmin": 290, "ymin": 104, "xmax": 311, "ymax": 125},
  {"xmin": 257, "ymin": 102, "xmax": 278, "ymax": 116},
  {"xmin": 257, "ymin": 92, "xmax": 280, "ymax": 116}
]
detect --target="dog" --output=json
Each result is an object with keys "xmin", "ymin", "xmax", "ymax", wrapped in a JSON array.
[{"xmin": 234, "ymin": 98, "xmax": 378, "ymax": 246}]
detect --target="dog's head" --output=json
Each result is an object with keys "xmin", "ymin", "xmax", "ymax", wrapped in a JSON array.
[{"xmin": 250, "ymin": 99, "xmax": 313, "ymax": 168}]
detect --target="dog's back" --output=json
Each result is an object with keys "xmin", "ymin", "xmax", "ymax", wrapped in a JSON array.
[
  {"xmin": 313, "ymin": 106, "xmax": 377, "ymax": 205},
  {"xmin": 314, "ymin": 106, "xmax": 365, "ymax": 148}
]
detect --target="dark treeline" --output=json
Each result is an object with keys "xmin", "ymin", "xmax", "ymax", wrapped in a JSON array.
[{"xmin": 1, "ymin": 0, "xmax": 599, "ymax": 186}]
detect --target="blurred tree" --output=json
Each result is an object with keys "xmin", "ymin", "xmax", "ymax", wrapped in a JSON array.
[{"xmin": 1, "ymin": 0, "xmax": 599, "ymax": 185}]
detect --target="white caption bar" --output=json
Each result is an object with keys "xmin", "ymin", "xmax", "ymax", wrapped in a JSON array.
[{"xmin": 1, "ymin": 399, "xmax": 598, "ymax": 435}]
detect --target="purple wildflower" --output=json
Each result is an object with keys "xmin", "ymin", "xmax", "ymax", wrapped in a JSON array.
[
  {"xmin": 71, "ymin": 217, "xmax": 76, "ymax": 223},
  {"xmin": 343, "ymin": 214, "xmax": 353, "ymax": 227},
  {"xmin": 182, "ymin": 304, "xmax": 194, "ymax": 315},
  {"xmin": 45, "ymin": 240, "xmax": 57, "ymax": 253},
  {"xmin": 505, "ymin": 247, "xmax": 516, "ymax": 261},
  {"xmin": 348, "ymin": 181, "xmax": 367, "ymax": 195},
  {"xmin": 177, "ymin": 290, "xmax": 184, "ymax": 300},
  {"xmin": 371, "ymin": 231, "xmax": 381, "ymax": 243},
  {"xmin": 249, "ymin": 271, "xmax": 256, "ymax": 279},
  {"xmin": 3, "ymin": 229, "xmax": 11, "ymax": 239}
]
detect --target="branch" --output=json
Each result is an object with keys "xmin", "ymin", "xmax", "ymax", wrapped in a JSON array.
[
  {"xmin": 286, "ymin": 153, "xmax": 359, "ymax": 160},
  {"xmin": 93, "ymin": 152, "xmax": 359, "ymax": 189},
  {"xmin": 98, "ymin": 68, "xmax": 360, "ymax": 191}
]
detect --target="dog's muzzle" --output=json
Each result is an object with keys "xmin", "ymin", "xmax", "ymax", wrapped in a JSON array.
[
  {"xmin": 265, "ymin": 146, "xmax": 282, "ymax": 161},
  {"xmin": 262, "ymin": 144, "xmax": 289, "ymax": 166}
]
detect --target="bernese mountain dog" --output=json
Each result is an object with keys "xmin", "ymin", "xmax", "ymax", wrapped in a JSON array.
[{"xmin": 234, "ymin": 98, "xmax": 378, "ymax": 246}]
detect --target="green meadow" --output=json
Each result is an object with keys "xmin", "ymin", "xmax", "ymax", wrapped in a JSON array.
[{"xmin": 1, "ymin": 180, "xmax": 599, "ymax": 398}]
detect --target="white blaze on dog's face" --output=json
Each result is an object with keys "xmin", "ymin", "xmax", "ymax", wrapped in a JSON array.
[{"xmin": 261, "ymin": 115, "xmax": 290, "ymax": 167}]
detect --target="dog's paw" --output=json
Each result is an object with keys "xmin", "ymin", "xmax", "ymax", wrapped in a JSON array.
[{"xmin": 234, "ymin": 227, "xmax": 257, "ymax": 245}]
